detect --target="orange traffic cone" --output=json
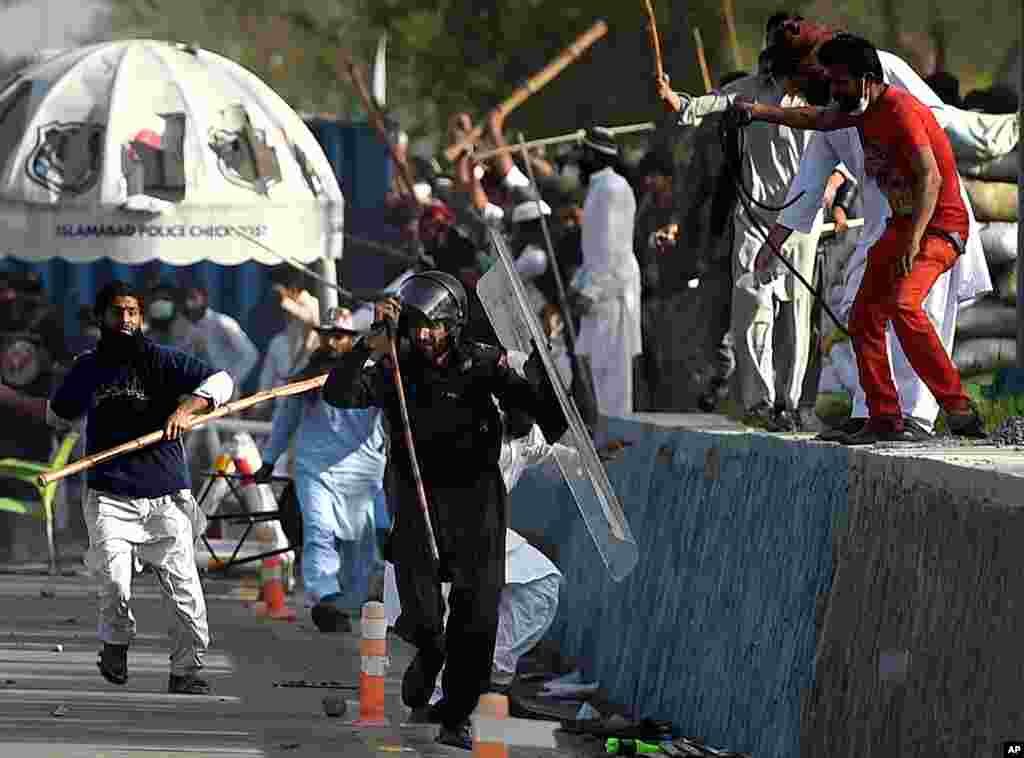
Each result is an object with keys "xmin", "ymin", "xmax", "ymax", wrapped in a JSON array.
[
  {"xmin": 253, "ymin": 556, "xmax": 296, "ymax": 622},
  {"xmin": 355, "ymin": 601, "xmax": 389, "ymax": 725},
  {"xmin": 473, "ymin": 693, "xmax": 510, "ymax": 758}
]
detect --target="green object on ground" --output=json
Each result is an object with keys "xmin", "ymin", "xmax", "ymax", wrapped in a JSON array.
[{"xmin": 606, "ymin": 738, "xmax": 662, "ymax": 755}]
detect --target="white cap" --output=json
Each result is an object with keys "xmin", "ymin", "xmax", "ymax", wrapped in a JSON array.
[{"xmin": 510, "ymin": 199, "xmax": 552, "ymax": 224}]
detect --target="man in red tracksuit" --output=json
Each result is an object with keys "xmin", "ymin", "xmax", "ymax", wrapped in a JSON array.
[{"xmin": 730, "ymin": 33, "xmax": 986, "ymax": 443}]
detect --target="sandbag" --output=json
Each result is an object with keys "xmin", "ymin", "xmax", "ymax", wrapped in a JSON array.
[
  {"xmin": 955, "ymin": 297, "xmax": 1018, "ymax": 338},
  {"xmin": 979, "ymin": 221, "xmax": 1019, "ymax": 266},
  {"xmin": 962, "ymin": 179, "xmax": 1019, "ymax": 222},
  {"xmin": 953, "ymin": 337, "xmax": 1018, "ymax": 377},
  {"xmin": 994, "ymin": 264, "xmax": 1018, "ymax": 305},
  {"xmin": 958, "ymin": 149, "xmax": 1019, "ymax": 182}
]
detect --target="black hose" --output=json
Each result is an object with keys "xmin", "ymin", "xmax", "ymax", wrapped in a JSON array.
[{"xmin": 717, "ymin": 116, "xmax": 850, "ymax": 336}]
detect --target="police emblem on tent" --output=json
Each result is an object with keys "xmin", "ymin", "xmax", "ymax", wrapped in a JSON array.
[
  {"xmin": 26, "ymin": 121, "xmax": 105, "ymax": 195},
  {"xmin": 0, "ymin": 337, "xmax": 48, "ymax": 388}
]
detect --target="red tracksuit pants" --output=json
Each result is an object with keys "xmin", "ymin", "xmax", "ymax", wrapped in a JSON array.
[{"xmin": 848, "ymin": 224, "xmax": 972, "ymax": 425}]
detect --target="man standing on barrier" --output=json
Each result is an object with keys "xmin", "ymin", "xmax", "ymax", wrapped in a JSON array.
[
  {"xmin": 0, "ymin": 281, "xmax": 234, "ymax": 693},
  {"xmin": 728, "ymin": 34, "xmax": 987, "ymax": 442},
  {"xmin": 256, "ymin": 307, "xmax": 386, "ymax": 633},
  {"xmin": 323, "ymin": 270, "xmax": 567, "ymax": 749}
]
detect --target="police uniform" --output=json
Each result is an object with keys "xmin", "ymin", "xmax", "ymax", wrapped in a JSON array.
[{"xmin": 323, "ymin": 272, "xmax": 566, "ymax": 740}]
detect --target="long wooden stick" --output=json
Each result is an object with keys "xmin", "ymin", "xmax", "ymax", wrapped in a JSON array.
[
  {"xmin": 473, "ymin": 121, "xmax": 656, "ymax": 161},
  {"xmin": 443, "ymin": 20, "xmax": 608, "ymax": 162},
  {"xmin": 387, "ymin": 337, "xmax": 440, "ymax": 564},
  {"xmin": 38, "ymin": 374, "xmax": 330, "ymax": 487},
  {"xmin": 337, "ymin": 53, "xmax": 419, "ymax": 200},
  {"xmin": 642, "ymin": 0, "xmax": 665, "ymax": 80},
  {"xmin": 693, "ymin": 27, "xmax": 713, "ymax": 93},
  {"xmin": 722, "ymin": 0, "xmax": 743, "ymax": 71}
]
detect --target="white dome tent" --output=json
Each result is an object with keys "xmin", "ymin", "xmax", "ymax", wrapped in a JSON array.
[{"xmin": 0, "ymin": 40, "xmax": 344, "ymax": 273}]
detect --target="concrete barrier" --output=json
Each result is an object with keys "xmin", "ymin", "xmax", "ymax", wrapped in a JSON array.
[{"xmin": 508, "ymin": 416, "xmax": 1024, "ymax": 758}]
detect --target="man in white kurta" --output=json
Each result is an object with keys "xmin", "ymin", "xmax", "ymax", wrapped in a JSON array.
[
  {"xmin": 766, "ymin": 50, "xmax": 993, "ymax": 435},
  {"xmin": 572, "ymin": 128, "xmax": 642, "ymax": 419},
  {"xmin": 716, "ymin": 71, "xmax": 825, "ymax": 427},
  {"xmin": 660, "ymin": 43, "xmax": 995, "ymax": 435}
]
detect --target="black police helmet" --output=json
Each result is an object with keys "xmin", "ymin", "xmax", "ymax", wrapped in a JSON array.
[{"xmin": 397, "ymin": 270, "xmax": 469, "ymax": 336}]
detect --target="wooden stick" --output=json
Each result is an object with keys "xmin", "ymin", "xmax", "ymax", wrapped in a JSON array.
[
  {"xmin": 337, "ymin": 53, "xmax": 419, "ymax": 200},
  {"xmin": 473, "ymin": 121, "xmax": 656, "ymax": 161},
  {"xmin": 722, "ymin": 0, "xmax": 743, "ymax": 71},
  {"xmin": 642, "ymin": 0, "xmax": 665, "ymax": 80},
  {"xmin": 387, "ymin": 336, "xmax": 440, "ymax": 564},
  {"xmin": 693, "ymin": 27, "xmax": 713, "ymax": 93},
  {"xmin": 38, "ymin": 374, "xmax": 330, "ymax": 487},
  {"xmin": 443, "ymin": 20, "xmax": 608, "ymax": 162}
]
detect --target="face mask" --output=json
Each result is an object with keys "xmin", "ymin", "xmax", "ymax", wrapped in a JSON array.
[
  {"xmin": 835, "ymin": 77, "xmax": 871, "ymax": 114},
  {"xmin": 148, "ymin": 299, "xmax": 176, "ymax": 323}
]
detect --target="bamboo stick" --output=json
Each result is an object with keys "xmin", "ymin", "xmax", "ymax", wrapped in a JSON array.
[
  {"xmin": 38, "ymin": 374, "xmax": 330, "ymax": 487},
  {"xmin": 722, "ymin": 0, "xmax": 743, "ymax": 71},
  {"xmin": 472, "ymin": 122, "xmax": 656, "ymax": 161},
  {"xmin": 642, "ymin": 0, "xmax": 665, "ymax": 80},
  {"xmin": 443, "ymin": 20, "xmax": 609, "ymax": 163},
  {"xmin": 693, "ymin": 27, "xmax": 713, "ymax": 93},
  {"xmin": 337, "ymin": 53, "xmax": 419, "ymax": 200}
]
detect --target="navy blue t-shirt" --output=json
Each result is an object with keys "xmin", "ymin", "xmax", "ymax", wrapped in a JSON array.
[{"xmin": 50, "ymin": 339, "xmax": 215, "ymax": 498}]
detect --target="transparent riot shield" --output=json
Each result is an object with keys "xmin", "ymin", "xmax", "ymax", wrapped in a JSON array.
[{"xmin": 476, "ymin": 230, "xmax": 638, "ymax": 581}]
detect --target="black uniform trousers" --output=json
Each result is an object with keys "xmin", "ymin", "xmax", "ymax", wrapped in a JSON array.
[{"xmin": 390, "ymin": 465, "xmax": 507, "ymax": 729}]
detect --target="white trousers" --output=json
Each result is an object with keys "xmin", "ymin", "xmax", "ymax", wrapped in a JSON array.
[
  {"xmin": 731, "ymin": 213, "xmax": 822, "ymax": 411},
  {"xmin": 84, "ymin": 489, "xmax": 209, "ymax": 676}
]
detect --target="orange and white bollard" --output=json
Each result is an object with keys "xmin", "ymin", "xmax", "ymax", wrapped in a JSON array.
[
  {"xmin": 473, "ymin": 693, "xmax": 510, "ymax": 758},
  {"xmin": 355, "ymin": 601, "xmax": 389, "ymax": 726},
  {"xmin": 253, "ymin": 556, "xmax": 296, "ymax": 622}
]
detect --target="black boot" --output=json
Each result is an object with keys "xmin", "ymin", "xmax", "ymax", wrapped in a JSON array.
[
  {"xmin": 311, "ymin": 602, "xmax": 353, "ymax": 633},
  {"xmin": 402, "ymin": 651, "xmax": 444, "ymax": 709},
  {"xmin": 97, "ymin": 643, "xmax": 128, "ymax": 685},
  {"xmin": 945, "ymin": 401, "xmax": 987, "ymax": 439},
  {"xmin": 437, "ymin": 720, "xmax": 473, "ymax": 750}
]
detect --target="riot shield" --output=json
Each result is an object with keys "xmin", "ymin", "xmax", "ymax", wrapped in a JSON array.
[{"xmin": 477, "ymin": 230, "xmax": 638, "ymax": 582}]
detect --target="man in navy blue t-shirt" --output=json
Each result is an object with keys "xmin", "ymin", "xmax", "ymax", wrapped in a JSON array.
[{"xmin": 1, "ymin": 281, "xmax": 233, "ymax": 694}]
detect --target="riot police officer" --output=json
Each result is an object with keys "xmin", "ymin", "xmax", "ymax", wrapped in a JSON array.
[{"xmin": 323, "ymin": 271, "xmax": 565, "ymax": 749}]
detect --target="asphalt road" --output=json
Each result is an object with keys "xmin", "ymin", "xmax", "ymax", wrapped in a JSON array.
[{"xmin": 0, "ymin": 569, "xmax": 593, "ymax": 758}]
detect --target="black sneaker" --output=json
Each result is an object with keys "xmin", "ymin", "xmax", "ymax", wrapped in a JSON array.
[
  {"xmin": 902, "ymin": 417, "xmax": 935, "ymax": 441},
  {"xmin": 311, "ymin": 602, "xmax": 353, "ymax": 633},
  {"xmin": 97, "ymin": 643, "xmax": 128, "ymax": 685},
  {"xmin": 437, "ymin": 720, "xmax": 473, "ymax": 750},
  {"xmin": 402, "ymin": 651, "xmax": 445, "ymax": 709},
  {"xmin": 771, "ymin": 407, "xmax": 802, "ymax": 432},
  {"xmin": 743, "ymin": 402, "xmax": 776, "ymax": 430},
  {"xmin": 945, "ymin": 402, "xmax": 988, "ymax": 439},
  {"xmin": 817, "ymin": 417, "xmax": 866, "ymax": 442},
  {"xmin": 841, "ymin": 419, "xmax": 920, "ymax": 446},
  {"xmin": 168, "ymin": 673, "xmax": 211, "ymax": 695}
]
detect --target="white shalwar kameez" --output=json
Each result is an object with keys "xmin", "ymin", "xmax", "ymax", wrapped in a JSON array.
[{"xmin": 575, "ymin": 167, "xmax": 642, "ymax": 418}]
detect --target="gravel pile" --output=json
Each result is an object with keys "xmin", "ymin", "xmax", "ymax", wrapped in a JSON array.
[{"xmin": 992, "ymin": 416, "xmax": 1024, "ymax": 446}]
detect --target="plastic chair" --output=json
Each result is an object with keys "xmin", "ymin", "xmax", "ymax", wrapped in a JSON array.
[{"xmin": 0, "ymin": 432, "xmax": 80, "ymax": 575}]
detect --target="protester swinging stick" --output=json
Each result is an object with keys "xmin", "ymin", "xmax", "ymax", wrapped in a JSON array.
[{"xmin": 443, "ymin": 20, "xmax": 609, "ymax": 162}]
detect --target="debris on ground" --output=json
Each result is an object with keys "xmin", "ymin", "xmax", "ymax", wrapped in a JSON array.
[
  {"xmin": 51, "ymin": 705, "xmax": 68, "ymax": 717},
  {"xmin": 53, "ymin": 644, "xmax": 63, "ymax": 652},
  {"xmin": 322, "ymin": 695, "xmax": 347, "ymax": 718},
  {"xmin": 273, "ymin": 680, "xmax": 358, "ymax": 690},
  {"xmin": 39, "ymin": 589, "xmax": 56, "ymax": 599}
]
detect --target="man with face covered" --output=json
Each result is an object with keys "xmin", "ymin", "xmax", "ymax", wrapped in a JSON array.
[
  {"xmin": 255, "ymin": 308, "xmax": 386, "ymax": 633},
  {"xmin": 0, "ymin": 281, "xmax": 234, "ymax": 693},
  {"xmin": 322, "ymin": 271, "xmax": 567, "ymax": 749},
  {"xmin": 729, "ymin": 34, "xmax": 988, "ymax": 442}
]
